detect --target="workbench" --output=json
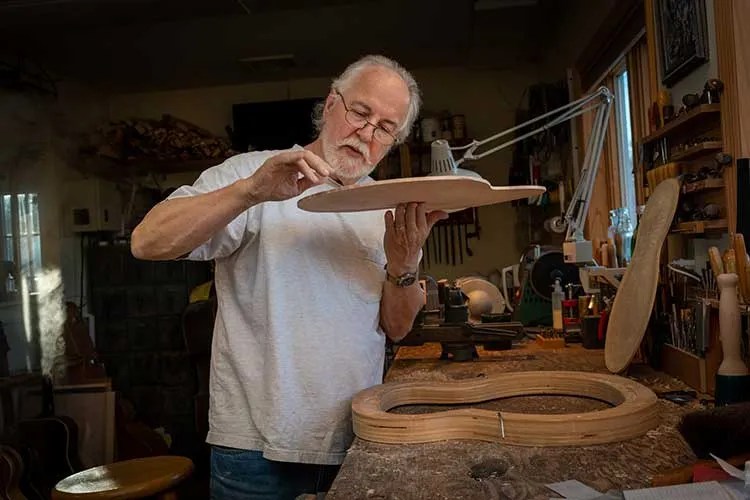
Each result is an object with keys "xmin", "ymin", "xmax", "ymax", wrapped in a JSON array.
[{"xmin": 327, "ymin": 342, "xmax": 701, "ymax": 500}]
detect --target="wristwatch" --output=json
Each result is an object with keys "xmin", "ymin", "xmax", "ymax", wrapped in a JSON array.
[{"xmin": 385, "ymin": 267, "xmax": 418, "ymax": 287}]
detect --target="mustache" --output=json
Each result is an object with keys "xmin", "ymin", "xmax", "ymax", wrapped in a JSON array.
[{"xmin": 338, "ymin": 138, "xmax": 371, "ymax": 163}]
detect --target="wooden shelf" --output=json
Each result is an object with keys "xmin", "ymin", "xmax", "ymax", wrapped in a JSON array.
[
  {"xmin": 671, "ymin": 219, "xmax": 728, "ymax": 234},
  {"xmin": 682, "ymin": 178, "xmax": 725, "ymax": 194},
  {"xmin": 671, "ymin": 141, "xmax": 723, "ymax": 161},
  {"xmin": 660, "ymin": 343, "xmax": 707, "ymax": 393},
  {"xmin": 79, "ymin": 155, "xmax": 228, "ymax": 179},
  {"xmin": 641, "ymin": 104, "xmax": 721, "ymax": 146}
]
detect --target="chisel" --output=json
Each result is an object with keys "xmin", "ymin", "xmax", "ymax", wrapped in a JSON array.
[
  {"xmin": 443, "ymin": 225, "xmax": 451, "ymax": 264},
  {"xmin": 422, "ymin": 234, "xmax": 430, "ymax": 267},
  {"xmin": 458, "ymin": 224, "xmax": 464, "ymax": 264},
  {"xmin": 450, "ymin": 224, "xmax": 456, "ymax": 266},
  {"xmin": 437, "ymin": 225, "xmax": 442, "ymax": 264}
]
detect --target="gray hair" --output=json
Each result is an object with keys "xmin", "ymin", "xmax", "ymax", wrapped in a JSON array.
[{"xmin": 312, "ymin": 54, "xmax": 421, "ymax": 144}]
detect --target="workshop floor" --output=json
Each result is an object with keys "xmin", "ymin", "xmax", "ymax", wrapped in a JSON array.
[{"xmin": 327, "ymin": 342, "xmax": 701, "ymax": 500}]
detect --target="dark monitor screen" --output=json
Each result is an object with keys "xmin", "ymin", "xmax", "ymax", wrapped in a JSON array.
[{"xmin": 232, "ymin": 97, "xmax": 322, "ymax": 152}]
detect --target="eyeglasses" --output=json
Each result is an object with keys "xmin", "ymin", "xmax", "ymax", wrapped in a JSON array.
[{"xmin": 334, "ymin": 90, "xmax": 398, "ymax": 145}]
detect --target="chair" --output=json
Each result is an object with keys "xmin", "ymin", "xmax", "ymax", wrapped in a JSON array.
[{"xmin": 52, "ymin": 456, "xmax": 194, "ymax": 500}]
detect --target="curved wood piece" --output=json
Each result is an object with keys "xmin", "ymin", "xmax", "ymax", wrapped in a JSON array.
[
  {"xmin": 297, "ymin": 176, "xmax": 545, "ymax": 213},
  {"xmin": 605, "ymin": 178, "xmax": 680, "ymax": 373},
  {"xmin": 352, "ymin": 371, "xmax": 659, "ymax": 446}
]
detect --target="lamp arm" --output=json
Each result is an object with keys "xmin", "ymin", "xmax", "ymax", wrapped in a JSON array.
[
  {"xmin": 564, "ymin": 93, "xmax": 613, "ymax": 242},
  {"xmin": 456, "ymin": 87, "xmax": 612, "ymax": 165}
]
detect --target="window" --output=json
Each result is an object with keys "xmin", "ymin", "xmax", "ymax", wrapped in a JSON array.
[
  {"xmin": 579, "ymin": 34, "xmax": 652, "ymax": 244},
  {"xmin": 614, "ymin": 68, "xmax": 636, "ymax": 220},
  {"xmin": 0, "ymin": 193, "xmax": 42, "ymax": 295}
]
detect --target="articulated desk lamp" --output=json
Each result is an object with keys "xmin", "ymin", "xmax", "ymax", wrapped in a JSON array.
[{"xmin": 430, "ymin": 86, "xmax": 624, "ymax": 291}]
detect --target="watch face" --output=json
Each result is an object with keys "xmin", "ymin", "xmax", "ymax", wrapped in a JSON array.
[{"xmin": 397, "ymin": 274, "xmax": 417, "ymax": 287}]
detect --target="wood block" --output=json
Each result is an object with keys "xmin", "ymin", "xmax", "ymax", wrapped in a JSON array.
[{"xmin": 536, "ymin": 336, "xmax": 566, "ymax": 349}]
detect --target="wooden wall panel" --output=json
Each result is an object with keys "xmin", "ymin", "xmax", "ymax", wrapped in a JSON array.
[
  {"xmin": 628, "ymin": 41, "xmax": 652, "ymax": 206},
  {"xmin": 715, "ymin": 0, "xmax": 745, "ymax": 233},
  {"xmin": 643, "ymin": 0, "xmax": 660, "ymax": 102},
  {"xmin": 733, "ymin": 1, "xmax": 750, "ymax": 158},
  {"xmin": 583, "ymin": 98, "xmax": 612, "ymax": 244}
]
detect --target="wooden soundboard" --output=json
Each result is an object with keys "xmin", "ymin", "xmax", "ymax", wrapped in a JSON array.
[
  {"xmin": 297, "ymin": 176, "xmax": 545, "ymax": 213},
  {"xmin": 605, "ymin": 178, "xmax": 680, "ymax": 373}
]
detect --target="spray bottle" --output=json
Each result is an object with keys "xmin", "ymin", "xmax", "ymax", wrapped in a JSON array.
[{"xmin": 552, "ymin": 278, "xmax": 564, "ymax": 332}]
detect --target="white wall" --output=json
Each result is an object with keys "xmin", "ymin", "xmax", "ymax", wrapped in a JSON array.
[{"xmin": 108, "ymin": 65, "xmax": 542, "ymax": 280}]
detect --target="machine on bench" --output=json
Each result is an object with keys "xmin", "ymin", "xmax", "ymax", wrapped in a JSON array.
[{"xmin": 395, "ymin": 283, "xmax": 525, "ymax": 361}]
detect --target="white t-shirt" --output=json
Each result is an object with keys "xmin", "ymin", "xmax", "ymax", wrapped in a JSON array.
[{"xmin": 168, "ymin": 148, "xmax": 388, "ymax": 465}]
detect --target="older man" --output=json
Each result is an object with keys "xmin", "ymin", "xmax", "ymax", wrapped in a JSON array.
[{"xmin": 131, "ymin": 55, "xmax": 446, "ymax": 499}]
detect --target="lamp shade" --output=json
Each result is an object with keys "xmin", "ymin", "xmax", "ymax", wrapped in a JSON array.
[{"xmin": 429, "ymin": 140, "xmax": 483, "ymax": 179}]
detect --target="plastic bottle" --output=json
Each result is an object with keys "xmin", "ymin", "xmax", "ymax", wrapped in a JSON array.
[
  {"xmin": 607, "ymin": 209, "xmax": 619, "ymax": 267},
  {"xmin": 552, "ymin": 278, "xmax": 564, "ymax": 331},
  {"xmin": 630, "ymin": 205, "xmax": 645, "ymax": 257},
  {"xmin": 5, "ymin": 272, "xmax": 15, "ymax": 295},
  {"xmin": 616, "ymin": 208, "xmax": 635, "ymax": 266}
]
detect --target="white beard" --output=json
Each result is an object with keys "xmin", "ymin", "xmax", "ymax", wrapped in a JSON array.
[{"xmin": 321, "ymin": 134, "xmax": 375, "ymax": 181}]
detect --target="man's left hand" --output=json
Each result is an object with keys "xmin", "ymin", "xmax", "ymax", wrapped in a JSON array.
[{"xmin": 384, "ymin": 202, "xmax": 448, "ymax": 275}]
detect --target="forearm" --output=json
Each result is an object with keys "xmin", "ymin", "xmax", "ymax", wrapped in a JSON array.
[
  {"xmin": 131, "ymin": 180, "xmax": 255, "ymax": 261},
  {"xmin": 379, "ymin": 281, "xmax": 423, "ymax": 342}
]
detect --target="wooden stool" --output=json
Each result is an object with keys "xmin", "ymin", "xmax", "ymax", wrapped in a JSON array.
[{"xmin": 52, "ymin": 456, "xmax": 194, "ymax": 500}]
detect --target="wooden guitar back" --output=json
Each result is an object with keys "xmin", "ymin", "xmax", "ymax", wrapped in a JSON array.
[{"xmin": 0, "ymin": 445, "xmax": 26, "ymax": 500}]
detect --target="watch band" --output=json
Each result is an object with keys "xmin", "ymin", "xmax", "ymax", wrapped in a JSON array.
[{"xmin": 384, "ymin": 264, "xmax": 418, "ymax": 287}]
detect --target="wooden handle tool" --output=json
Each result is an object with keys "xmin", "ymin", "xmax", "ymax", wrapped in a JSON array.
[
  {"xmin": 723, "ymin": 248, "xmax": 737, "ymax": 275},
  {"xmin": 708, "ymin": 246, "xmax": 724, "ymax": 277}
]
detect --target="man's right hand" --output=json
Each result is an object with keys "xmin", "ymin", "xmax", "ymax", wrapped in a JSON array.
[{"xmin": 240, "ymin": 149, "xmax": 333, "ymax": 205}]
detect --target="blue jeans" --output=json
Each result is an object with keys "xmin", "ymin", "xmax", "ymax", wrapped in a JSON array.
[{"xmin": 210, "ymin": 445, "xmax": 340, "ymax": 500}]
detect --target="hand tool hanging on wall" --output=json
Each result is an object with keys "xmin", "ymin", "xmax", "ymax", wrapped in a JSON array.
[
  {"xmin": 465, "ymin": 213, "xmax": 474, "ymax": 257},
  {"xmin": 425, "ymin": 234, "xmax": 431, "ymax": 268},
  {"xmin": 443, "ymin": 225, "xmax": 449, "ymax": 266},
  {"xmin": 437, "ymin": 225, "xmax": 443, "ymax": 264},
  {"xmin": 458, "ymin": 224, "xmax": 464, "ymax": 264},
  {"xmin": 433, "ymin": 229, "xmax": 438, "ymax": 265},
  {"xmin": 449, "ymin": 223, "xmax": 456, "ymax": 266},
  {"xmin": 466, "ymin": 207, "xmax": 482, "ymax": 242}
]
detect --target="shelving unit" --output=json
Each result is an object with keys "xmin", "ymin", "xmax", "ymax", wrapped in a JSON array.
[
  {"xmin": 638, "ymin": 101, "xmax": 726, "ymax": 396},
  {"xmin": 640, "ymin": 104, "xmax": 721, "ymax": 146},
  {"xmin": 671, "ymin": 219, "xmax": 728, "ymax": 235},
  {"xmin": 682, "ymin": 178, "xmax": 724, "ymax": 194},
  {"xmin": 671, "ymin": 141, "xmax": 723, "ymax": 162},
  {"xmin": 640, "ymin": 99, "xmax": 726, "ymax": 234}
]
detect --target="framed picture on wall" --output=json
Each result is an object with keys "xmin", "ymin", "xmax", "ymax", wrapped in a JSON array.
[{"xmin": 657, "ymin": 0, "xmax": 709, "ymax": 87}]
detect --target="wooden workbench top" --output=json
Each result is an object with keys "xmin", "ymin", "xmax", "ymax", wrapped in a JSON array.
[{"xmin": 327, "ymin": 342, "xmax": 701, "ymax": 500}]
